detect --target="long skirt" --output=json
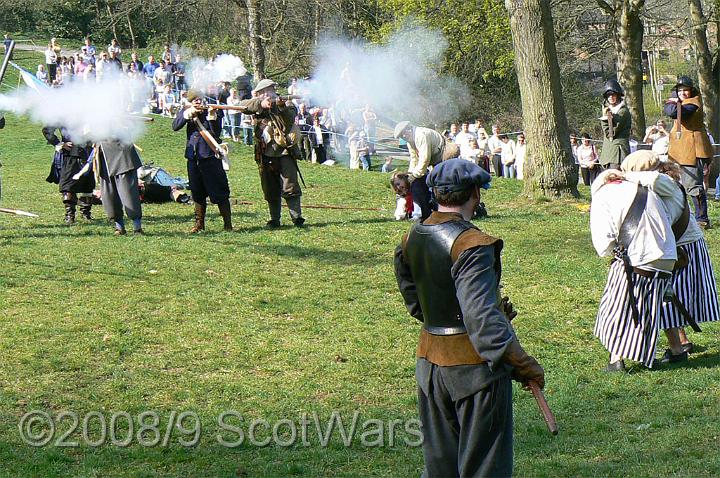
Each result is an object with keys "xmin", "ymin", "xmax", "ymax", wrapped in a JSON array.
[
  {"xmin": 594, "ymin": 260, "xmax": 669, "ymax": 367},
  {"xmin": 660, "ymin": 239, "xmax": 720, "ymax": 329}
]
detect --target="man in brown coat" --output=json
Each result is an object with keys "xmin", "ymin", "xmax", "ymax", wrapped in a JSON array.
[
  {"xmin": 239, "ymin": 79, "xmax": 305, "ymax": 228},
  {"xmin": 664, "ymin": 76, "xmax": 714, "ymax": 228}
]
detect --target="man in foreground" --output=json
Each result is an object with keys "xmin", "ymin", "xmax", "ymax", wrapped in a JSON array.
[{"xmin": 394, "ymin": 159, "xmax": 544, "ymax": 477}]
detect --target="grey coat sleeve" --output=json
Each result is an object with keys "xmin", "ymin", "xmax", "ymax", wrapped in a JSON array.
[
  {"xmin": 452, "ymin": 246, "xmax": 514, "ymax": 371},
  {"xmin": 393, "ymin": 244, "xmax": 424, "ymax": 322}
]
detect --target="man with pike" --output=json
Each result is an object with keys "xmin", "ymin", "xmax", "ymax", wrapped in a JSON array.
[{"xmin": 238, "ymin": 79, "xmax": 305, "ymax": 228}]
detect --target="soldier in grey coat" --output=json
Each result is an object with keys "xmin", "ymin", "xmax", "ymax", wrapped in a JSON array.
[
  {"xmin": 599, "ymin": 79, "xmax": 631, "ymax": 170},
  {"xmin": 97, "ymin": 140, "xmax": 144, "ymax": 234},
  {"xmin": 394, "ymin": 159, "xmax": 545, "ymax": 477}
]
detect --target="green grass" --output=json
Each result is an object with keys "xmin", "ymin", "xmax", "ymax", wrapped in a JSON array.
[{"xmin": 2, "ymin": 74, "xmax": 720, "ymax": 476}]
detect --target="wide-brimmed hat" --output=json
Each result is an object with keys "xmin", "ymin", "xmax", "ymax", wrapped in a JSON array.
[
  {"xmin": 393, "ymin": 121, "xmax": 411, "ymax": 139},
  {"xmin": 621, "ymin": 150, "xmax": 660, "ymax": 173},
  {"xmin": 187, "ymin": 89, "xmax": 204, "ymax": 101},
  {"xmin": 252, "ymin": 78, "xmax": 278, "ymax": 94}
]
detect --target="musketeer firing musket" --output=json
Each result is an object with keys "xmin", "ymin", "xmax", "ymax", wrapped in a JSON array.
[
  {"xmin": 237, "ymin": 79, "xmax": 306, "ymax": 229},
  {"xmin": 172, "ymin": 89, "xmax": 233, "ymax": 233}
]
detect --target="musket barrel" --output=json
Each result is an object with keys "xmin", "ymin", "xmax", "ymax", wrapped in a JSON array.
[{"xmin": 529, "ymin": 381, "xmax": 558, "ymax": 435}]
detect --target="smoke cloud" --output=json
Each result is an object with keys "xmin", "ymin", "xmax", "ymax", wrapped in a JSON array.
[
  {"xmin": 0, "ymin": 73, "xmax": 151, "ymax": 144},
  {"xmin": 300, "ymin": 23, "xmax": 470, "ymax": 127},
  {"xmin": 188, "ymin": 54, "xmax": 247, "ymax": 90}
]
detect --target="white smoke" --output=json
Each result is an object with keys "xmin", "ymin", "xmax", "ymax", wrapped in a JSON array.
[
  {"xmin": 188, "ymin": 54, "xmax": 247, "ymax": 90},
  {"xmin": 0, "ymin": 73, "xmax": 151, "ymax": 144},
  {"xmin": 300, "ymin": 24, "xmax": 470, "ymax": 126}
]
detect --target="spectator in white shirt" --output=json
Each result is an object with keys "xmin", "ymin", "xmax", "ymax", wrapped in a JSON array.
[
  {"xmin": 455, "ymin": 122, "xmax": 477, "ymax": 159},
  {"xmin": 464, "ymin": 138, "xmax": 483, "ymax": 165},
  {"xmin": 108, "ymin": 38, "xmax": 122, "ymax": 59},
  {"xmin": 36, "ymin": 64, "xmax": 48, "ymax": 83},
  {"xmin": 515, "ymin": 133, "xmax": 527, "ymax": 180},
  {"xmin": 577, "ymin": 133, "xmax": 600, "ymax": 185},
  {"xmin": 95, "ymin": 51, "xmax": 111, "ymax": 81},
  {"xmin": 499, "ymin": 134, "xmax": 516, "ymax": 178},
  {"xmin": 44, "ymin": 44, "xmax": 57, "ymax": 83},
  {"xmin": 447, "ymin": 123, "xmax": 459, "ymax": 141},
  {"xmin": 487, "ymin": 124, "xmax": 503, "ymax": 177}
]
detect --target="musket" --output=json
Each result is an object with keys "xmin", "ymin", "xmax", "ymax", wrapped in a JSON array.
[
  {"xmin": 229, "ymin": 199, "xmax": 383, "ymax": 211},
  {"xmin": 127, "ymin": 115, "xmax": 154, "ymax": 122},
  {"xmin": 604, "ymin": 103, "xmax": 615, "ymax": 140},
  {"xmin": 528, "ymin": 381, "xmax": 558, "ymax": 435},
  {"xmin": 0, "ymin": 207, "xmax": 38, "ymax": 217},
  {"xmin": 675, "ymin": 98, "xmax": 682, "ymax": 139}
]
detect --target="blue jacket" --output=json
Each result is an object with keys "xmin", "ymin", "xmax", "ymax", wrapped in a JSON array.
[{"xmin": 172, "ymin": 109, "xmax": 224, "ymax": 161}]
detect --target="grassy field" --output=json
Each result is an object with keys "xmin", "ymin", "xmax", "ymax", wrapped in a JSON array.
[{"xmin": 2, "ymin": 52, "xmax": 720, "ymax": 478}]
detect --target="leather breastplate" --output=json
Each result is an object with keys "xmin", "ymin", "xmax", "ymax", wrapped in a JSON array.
[{"xmin": 404, "ymin": 220, "xmax": 474, "ymax": 335}]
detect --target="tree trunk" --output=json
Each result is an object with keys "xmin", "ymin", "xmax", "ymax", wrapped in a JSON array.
[
  {"xmin": 247, "ymin": 0, "xmax": 266, "ymax": 82},
  {"xmin": 126, "ymin": 13, "xmax": 137, "ymax": 49},
  {"xmin": 106, "ymin": 2, "xmax": 120, "ymax": 42},
  {"xmin": 506, "ymin": 0, "xmax": 578, "ymax": 198},
  {"xmin": 314, "ymin": 1, "xmax": 321, "ymax": 46},
  {"xmin": 614, "ymin": 0, "xmax": 646, "ymax": 139},
  {"xmin": 688, "ymin": 0, "xmax": 719, "ymax": 140}
]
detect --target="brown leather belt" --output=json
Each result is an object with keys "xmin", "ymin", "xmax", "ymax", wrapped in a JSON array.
[
  {"xmin": 416, "ymin": 329, "xmax": 486, "ymax": 366},
  {"xmin": 632, "ymin": 267, "xmax": 671, "ymax": 279}
]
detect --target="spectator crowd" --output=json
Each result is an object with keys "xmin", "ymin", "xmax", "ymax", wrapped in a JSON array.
[{"xmin": 21, "ymin": 35, "xmax": 718, "ymax": 181}]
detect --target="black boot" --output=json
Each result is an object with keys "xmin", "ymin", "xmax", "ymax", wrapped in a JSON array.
[
  {"xmin": 692, "ymin": 193, "xmax": 711, "ymax": 228},
  {"xmin": 78, "ymin": 196, "xmax": 93, "ymax": 221},
  {"xmin": 217, "ymin": 200, "xmax": 233, "ymax": 231},
  {"xmin": 190, "ymin": 203, "xmax": 206, "ymax": 233},
  {"xmin": 62, "ymin": 193, "xmax": 76, "ymax": 225}
]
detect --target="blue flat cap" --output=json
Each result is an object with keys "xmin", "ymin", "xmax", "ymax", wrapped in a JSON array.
[{"xmin": 426, "ymin": 159, "xmax": 492, "ymax": 193}]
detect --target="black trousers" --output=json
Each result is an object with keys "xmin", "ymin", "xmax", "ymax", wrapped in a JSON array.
[
  {"xmin": 580, "ymin": 166, "xmax": 600, "ymax": 186},
  {"xmin": 491, "ymin": 154, "xmax": 502, "ymax": 177},
  {"xmin": 418, "ymin": 374, "xmax": 513, "ymax": 478},
  {"xmin": 410, "ymin": 176, "xmax": 433, "ymax": 221},
  {"xmin": 313, "ymin": 145, "xmax": 326, "ymax": 164},
  {"xmin": 187, "ymin": 157, "xmax": 230, "ymax": 204}
]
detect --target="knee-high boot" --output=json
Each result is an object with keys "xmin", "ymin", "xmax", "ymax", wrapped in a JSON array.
[
  {"xmin": 190, "ymin": 202, "xmax": 206, "ymax": 233},
  {"xmin": 78, "ymin": 196, "xmax": 93, "ymax": 220},
  {"xmin": 62, "ymin": 192, "xmax": 76, "ymax": 225},
  {"xmin": 217, "ymin": 199, "xmax": 233, "ymax": 231}
]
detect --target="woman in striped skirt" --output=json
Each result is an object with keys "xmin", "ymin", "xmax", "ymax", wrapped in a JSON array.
[
  {"xmin": 590, "ymin": 168, "xmax": 683, "ymax": 370},
  {"xmin": 621, "ymin": 154, "xmax": 720, "ymax": 361}
]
